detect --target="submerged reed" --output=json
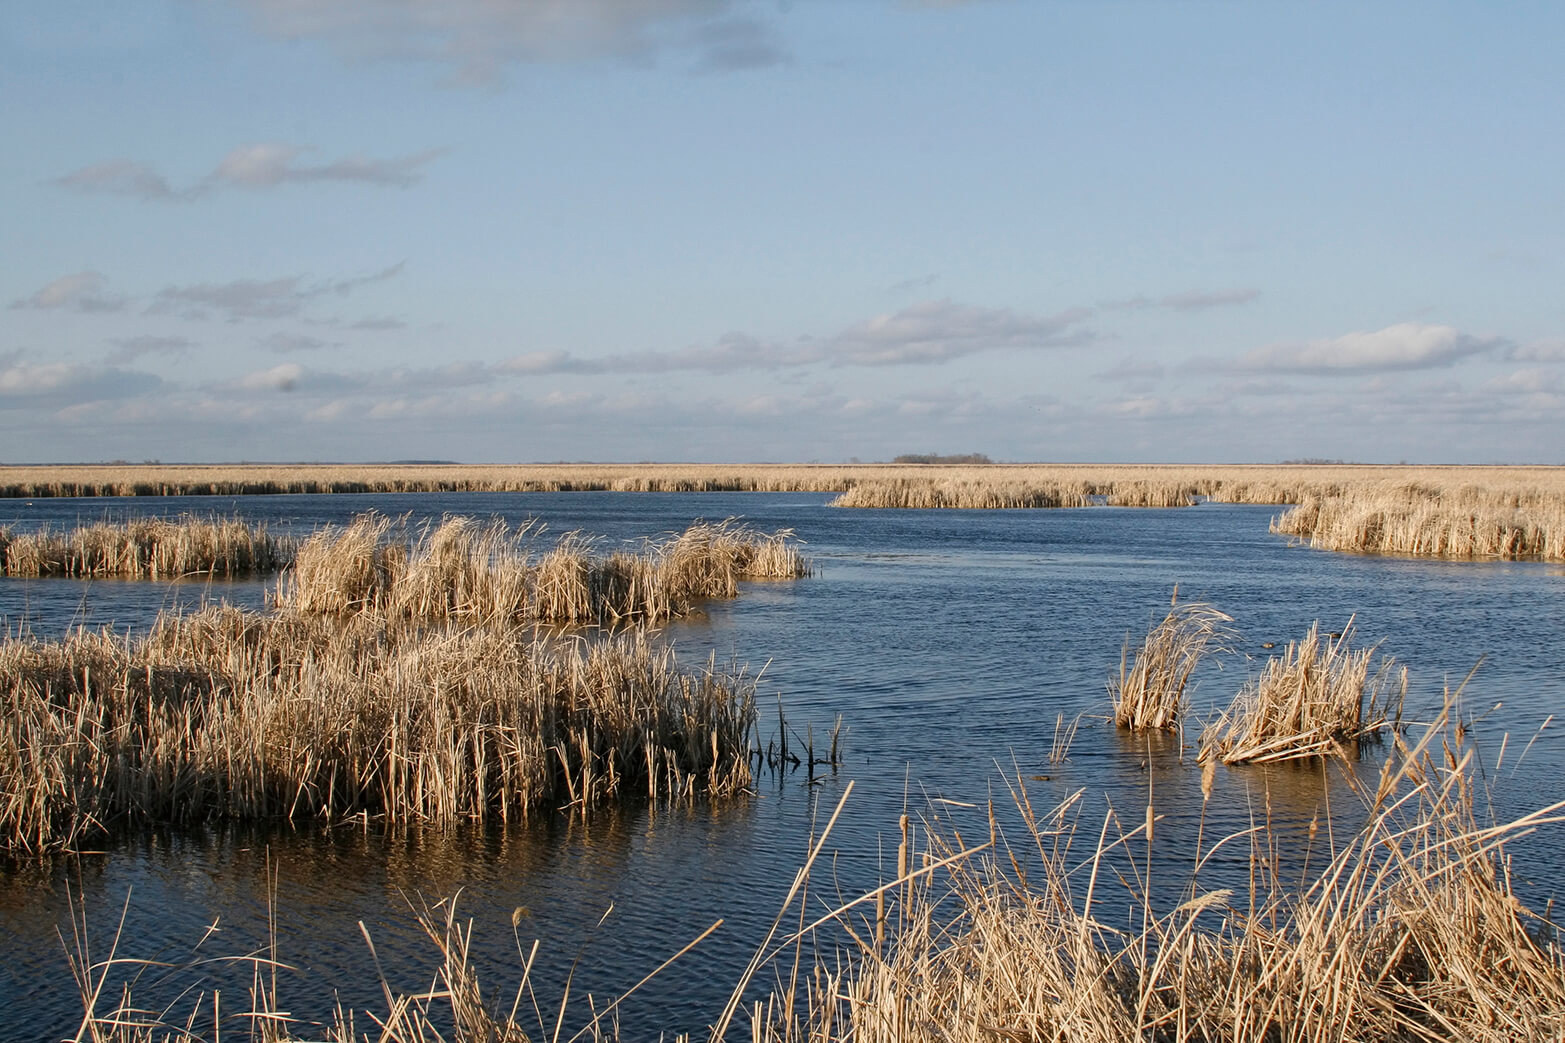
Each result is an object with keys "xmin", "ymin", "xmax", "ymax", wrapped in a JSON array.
[
  {"xmin": 0, "ymin": 605, "xmax": 757, "ymax": 854},
  {"xmin": 0, "ymin": 516, "xmax": 294, "ymax": 579},
  {"xmin": 1202, "ymin": 618, "xmax": 1407, "ymax": 763},
  {"xmin": 1111, "ymin": 592, "xmax": 1236, "ymax": 730}
]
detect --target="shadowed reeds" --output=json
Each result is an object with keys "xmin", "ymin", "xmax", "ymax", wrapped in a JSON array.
[
  {"xmin": 0, "ymin": 605, "xmax": 758, "ymax": 854},
  {"xmin": 1111, "ymin": 592, "xmax": 1236, "ymax": 730},
  {"xmin": 0, "ymin": 515, "xmax": 295, "ymax": 579},
  {"xmin": 1202, "ymin": 618, "xmax": 1407, "ymax": 763}
]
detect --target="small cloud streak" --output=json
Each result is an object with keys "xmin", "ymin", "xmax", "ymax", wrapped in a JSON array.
[
  {"xmin": 149, "ymin": 263, "xmax": 404, "ymax": 322},
  {"xmin": 238, "ymin": 0, "xmax": 789, "ymax": 85},
  {"xmin": 498, "ymin": 299, "xmax": 1093, "ymax": 375},
  {"xmin": 53, "ymin": 144, "xmax": 444, "ymax": 202},
  {"xmin": 106, "ymin": 335, "xmax": 196, "ymax": 364},
  {"xmin": 1236, "ymin": 323, "xmax": 1504, "ymax": 374},
  {"xmin": 1102, "ymin": 287, "xmax": 1261, "ymax": 313},
  {"xmin": 10, "ymin": 272, "xmax": 126, "ymax": 313}
]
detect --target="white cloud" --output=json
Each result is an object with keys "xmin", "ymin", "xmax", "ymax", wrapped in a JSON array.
[
  {"xmin": 53, "ymin": 144, "xmax": 443, "ymax": 201},
  {"xmin": 237, "ymin": 0, "xmax": 788, "ymax": 83},
  {"xmin": 9, "ymin": 272, "xmax": 126, "ymax": 313},
  {"xmin": 1236, "ymin": 323, "xmax": 1504, "ymax": 374},
  {"xmin": 1508, "ymin": 337, "xmax": 1565, "ymax": 363},
  {"xmin": 0, "ymin": 359, "xmax": 161, "ymax": 403}
]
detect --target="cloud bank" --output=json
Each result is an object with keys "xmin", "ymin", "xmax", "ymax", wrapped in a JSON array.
[{"xmin": 1237, "ymin": 323, "xmax": 1505, "ymax": 374}]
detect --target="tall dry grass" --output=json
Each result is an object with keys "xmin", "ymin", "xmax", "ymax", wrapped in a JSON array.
[
  {"xmin": 64, "ymin": 705, "xmax": 1565, "ymax": 1042},
  {"xmin": 0, "ymin": 604, "xmax": 758, "ymax": 855},
  {"xmin": 276, "ymin": 514, "xmax": 810, "ymax": 627},
  {"xmin": 1272, "ymin": 482, "xmax": 1565, "ymax": 561},
  {"xmin": 1111, "ymin": 593, "xmax": 1236, "ymax": 730},
  {"xmin": 0, "ymin": 516, "xmax": 294, "ymax": 579},
  {"xmin": 764, "ymin": 711, "xmax": 1565, "ymax": 1042},
  {"xmin": 1202, "ymin": 619, "xmax": 1406, "ymax": 763}
]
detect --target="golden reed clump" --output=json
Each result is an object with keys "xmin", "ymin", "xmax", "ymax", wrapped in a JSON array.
[
  {"xmin": 275, "ymin": 514, "xmax": 810, "ymax": 627},
  {"xmin": 1201, "ymin": 618, "xmax": 1407, "ymax": 763},
  {"xmin": 0, "ymin": 605, "xmax": 759, "ymax": 854},
  {"xmin": 0, "ymin": 515, "xmax": 294, "ymax": 578}
]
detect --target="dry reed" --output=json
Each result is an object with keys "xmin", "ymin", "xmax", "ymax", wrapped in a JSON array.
[
  {"xmin": 275, "ymin": 514, "xmax": 810, "ymax": 627},
  {"xmin": 1111, "ymin": 592, "xmax": 1236, "ymax": 730},
  {"xmin": 1272, "ymin": 482, "xmax": 1565, "ymax": 561},
  {"xmin": 1202, "ymin": 619, "xmax": 1407, "ymax": 764},
  {"xmin": 65, "ymin": 704, "xmax": 1565, "ymax": 1042},
  {"xmin": 0, "ymin": 604, "xmax": 758, "ymax": 854},
  {"xmin": 0, "ymin": 516, "xmax": 294, "ymax": 579}
]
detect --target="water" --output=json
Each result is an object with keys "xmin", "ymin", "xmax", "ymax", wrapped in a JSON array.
[{"xmin": 2, "ymin": 493, "xmax": 1563, "ymax": 1039}]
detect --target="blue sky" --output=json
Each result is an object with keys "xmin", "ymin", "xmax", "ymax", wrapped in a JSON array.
[{"xmin": 3, "ymin": 1, "xmax": 1562, "ymax": 463}]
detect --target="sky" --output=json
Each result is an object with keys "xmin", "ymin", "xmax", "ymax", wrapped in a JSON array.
[{"xmin": 3, "ymin": 1, "xmax": 1563, "ymax": 464}]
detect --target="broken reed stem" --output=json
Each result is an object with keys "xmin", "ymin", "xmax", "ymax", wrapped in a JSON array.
[
  {"xmin": 274, "ymin": 514, "xmax": 811, "ymax": 627},
  {"xmin": 0, "ymin": 604, "xmax": 759, "ymax": 854},
  {"xmin": 1202, "ymin": 618, "xmax": 1408, "ymax": 764}
]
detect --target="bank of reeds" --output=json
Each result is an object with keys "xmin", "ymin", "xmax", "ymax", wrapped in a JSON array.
[
  {"xmin": 0, "ymin": 516, "xmax": 294, "ymax": 579},
  {"xmin": 1272, "ymin": 482, "xmax": 1565, "ymax": 561},
  {"xmin": 66, "ymin": 705, "xmax": 1565, "ymax": 1042},
  {"xmin": 1201, "ymin": 619, "xmax": 1406, "ymax": 763},
  {"xmin": 830, "ymin": 478, "xmax": 1093, "ymax": 509},
  {"xmin": 1111, "ymin": 593, "xmax": 1235, "ymax": 730},
  {"xmin": 276, "ymin": 515, "xmax": 810, "ymax": 627},
  {"xmin": 0, "ymin": 605, "xmax": 757, "ymax": 855}
]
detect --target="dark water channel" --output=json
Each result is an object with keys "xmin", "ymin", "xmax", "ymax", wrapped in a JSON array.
[{"xmin": 2, "ymin": 493, "xmax": 1563, "ymax": 1040}]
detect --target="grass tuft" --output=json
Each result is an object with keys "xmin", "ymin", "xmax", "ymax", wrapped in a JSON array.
[{"xmin": 1111, "ymin": 592, "xmax": 1236, "ymax": 730}]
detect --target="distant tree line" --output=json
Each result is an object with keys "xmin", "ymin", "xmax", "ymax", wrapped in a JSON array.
[{"xmin": 892, "ymin": 453, "xmax": 994, "ymax": 465}]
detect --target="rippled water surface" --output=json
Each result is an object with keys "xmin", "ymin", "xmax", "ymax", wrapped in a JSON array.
[{"xmin": 3, "ymin": 493, "xmax": 1563, "ymax": 1039}]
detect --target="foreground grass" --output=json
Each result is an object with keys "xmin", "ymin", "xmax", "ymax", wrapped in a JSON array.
[{"xmin": 65, "ymin": 704, "xmax": 1565, "ymax": 1042}]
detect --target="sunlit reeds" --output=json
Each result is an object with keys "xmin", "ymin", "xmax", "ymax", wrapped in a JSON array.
[
  {"xmin": 0, "ymin": 605, "xmax": 758, "ymax": 854},
  {"xmin": 1111, "ymin": 592, "xmax": 1236, "ymax": 730},
  {"xmin": 1272, "ymin": 482, "xmax": 1565, "ymax": 561},
  {"xmin": 1201, "ymin": 618, "xmax": 1407, "ymax": 763},
  {"xmin": 0, "ymin": 515, "xmax": 294, "ymax": 578},
  {"xmin": 276, "ymin": 514, "xmax": 810, "ymax": 627}
]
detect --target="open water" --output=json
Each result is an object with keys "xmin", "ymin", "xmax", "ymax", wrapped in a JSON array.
[{"xmin": 2, "ymin": 492, "xmax": 1562, "ymax": 1039}]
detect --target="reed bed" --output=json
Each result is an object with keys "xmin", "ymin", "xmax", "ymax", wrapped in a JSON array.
[
  {"xmin": 1202, "ymin": 619, "xmax": 1406, "ymax": 764},
  {"xmin": 276, "ymin": 514, "xmax": 810, "ymax": 627},
  {"xmin": 0, "ymin": 605, "xmax": 758, "ymax": 854},
  {"xmin": 0, "ymin": 516, "xmax": 294, "ymax": 579},
  {"xmin": 7, "ymin": 462, "xmax": 1563, "ymax": 504},
  {"xmin": 1272, "ymin": 482, "xmax": 1565, "ymax": 561},
  {"xmin": 1111, "ymin": 593, "xmax": 1236, "ymax": 730},
  {"xmin": 64, "ymin": 707, "xmax": 1565, "ymax": 1042}
]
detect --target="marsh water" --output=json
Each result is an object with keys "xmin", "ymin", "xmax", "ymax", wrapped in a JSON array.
[{"xmin": 2, "ymin": 492, "xmax": 1563, "ymax": 1040}]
